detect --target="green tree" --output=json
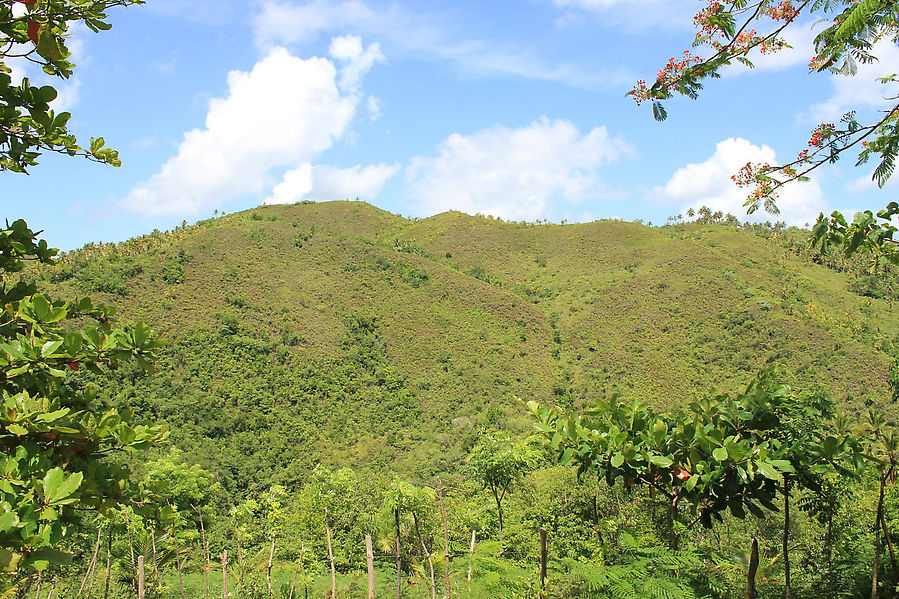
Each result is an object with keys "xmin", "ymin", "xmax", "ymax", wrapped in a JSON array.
[
  {"xmin": 303, "ymin": 466, "xmax": 358, "ymax": 599},
  {"xmin": 466, "ymin": 431, "xmax": 539, "ymax": 544},
  {"xmin": 1, "ymin": 0, "xmax": 136, "ymax": 172},
  {"xmin": 528, "ymin": 369, "xmax": 862, "ymax": 558},
  {"xmin": 0, "ymin": 221, "xmax": 166, "ymax": 593}
]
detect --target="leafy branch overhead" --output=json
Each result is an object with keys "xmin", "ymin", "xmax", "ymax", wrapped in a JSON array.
[
  {"xmin": 0, "ymin": 0, "xmax": 140, "ymax": 172},
  {"xmin": 0, "ymin": 219, "xmax": 167, "ymax": 581},
  {"xmin": 630, "ymin": 0, "xmax": 899, "ymax": 260}
]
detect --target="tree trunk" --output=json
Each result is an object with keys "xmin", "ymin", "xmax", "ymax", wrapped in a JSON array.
[
  {"xmin": 125, "ymin": 512, "xmax": 136, "ymax": 593},
  {"xmin": 494, "ymin": 489, "xmax": 504, "ymax": 545},
  {"xmin": 288, "ymin": 557, "xmax": 301, "ymax": 599},
  {"xmin": 467, "ymin": 529, "xmax": 476, "ymax": 599},
  {"xmin": 592, "ymin": 490, "xmax": 602, "ymax": 545},
  {"xmin": 33, "ymin": 571, "xmax": 41, "ymax": 599},
  {"xmin": 103, "ymin": 527, "xmax": 112, "ymax": 599},
  {"xmin": 827, "ymin": 516, "xmax": 835, "ymax": 599},
  {"xmin": 267, "ymin": 538, "xmax": 276, "ymax": 598},
  {"xmin": 746, "ymin": 538, "xmax": 759, "ymax": 599},
  {"xmin": 539, "ymin": 528, "xmax": 547, "ymax": 599},
  {"xmin": 366, "ymin": 535, "xmax": 376, "ymax": 599},
  {"xmin": 879, "ymin": 468, "xmax": 899, "ymax": 591},
  {"xmin": 873, "ymin": 531, "xmax": 881, "ymax": 599},
  {"xmin": 150, "ymin": 530, "xmax": 160, "ymax": 585},
  {"xmin": 325, "ymin": 510, "xmax": 336, "ymax": 599},
  {"xmin": 413, "ymin": 512, "xmax": 437, "ymax": 599},
  {"xmin": 436, "ymin": 482, "xmax": 451, "ymax": 599},
  {"xmin": 783, "ymin": 477, "xmax": 792, "ymax": 599},
  {"xmin": 396, "ymin": 507, "xmax": 403, "ymax": 599},
  {"xmin": 875, "ymin": 469, "xmax": 888, "ymax": 599},
  {"xmin": 171, "ymin": 521, "xmax": 186, "ymax": 599},
  {"xmin": 197, "ymin": 507, "xmax": 211, "ymax": 598},
  {"xmin": 670, "ymin": 496, "xmax": 680, "ymax": 551},
  {"xmin": 77, "ymin": 528, "xmax": 102, "ymax": 597}
]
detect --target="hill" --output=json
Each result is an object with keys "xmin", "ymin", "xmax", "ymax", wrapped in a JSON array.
[{"xmin": 35, "ymin": 200, "xmax": 899, "ymax": 497}]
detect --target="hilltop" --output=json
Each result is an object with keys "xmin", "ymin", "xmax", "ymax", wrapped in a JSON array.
[{"xmin": 37, "ymin": 200, "xmax": 899, "ymax": 497}]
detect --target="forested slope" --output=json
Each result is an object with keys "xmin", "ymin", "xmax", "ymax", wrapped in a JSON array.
[{"xmin": 34, "ymin": 200, "xmax": 899, "ymax": 499}]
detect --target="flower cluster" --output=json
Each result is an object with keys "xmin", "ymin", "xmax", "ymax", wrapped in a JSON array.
[
  {"xmin": 693, "ymin": 1, "xmax": 725, "ymax": 39},
  {"xmin": 731, "ymin": 162, "xmax": 779, "ymax": 203},
  {"xmin": 628, "ymin": 50, "xmax": 702, "ymax": 105},
  {"xmin": 808, "ymin": 54, "xmax": 825, "ymax": 71},
  {"xmin": 765, "ymin": 0, "xmax": 800, "ymax": 21},
  {"xmin": 657, "ymin": 50, "xmax": 704, "ymax": 85},
  {"xmin": 629, "ymin": 79, "xmax": 650, "ymax": 105},
  {"xmin": 808, "ymin": 123, "xmax": 836, "ymax": 147}
]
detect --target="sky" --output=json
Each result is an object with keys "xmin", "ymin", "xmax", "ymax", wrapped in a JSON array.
[{"xmin": 2, "ymin": 0, "xmax": 897, "ymax": 250}]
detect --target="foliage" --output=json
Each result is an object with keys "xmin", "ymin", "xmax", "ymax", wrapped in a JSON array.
[
  {"xmin": 0, "ymin": 0, "xmax": 136, "ymax": 172},
  {"xmin": 0, "ymin": 220, "xmax": 166, "ymax": 588},
  {"xmin": 467, "ymin": 430, "xmax": 540, "ymax": 541},
  {"xmin": 528, "ymin": 368, "xmax": 862, "ymax": 529},
  {"xmin": 561, "ymin": 533, "xmax": 716, "ymax": 599}
]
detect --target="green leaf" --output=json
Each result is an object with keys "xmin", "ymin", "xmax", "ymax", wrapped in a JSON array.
[
  {"xmin": 42, "ymin": 468, "xmax": 83, "ymax": 506},
  {"xmin": 6, "ymin": 423, "xmax": 28, "ymax": 436},
  {"xmin": 0, "ymin": 511, "xmax": 19, "ymax": 533},
  {"xmin": 649, "ymin": 455, "xmax": 673, "ymax": 468},
  {"xmin": 756, "ymin": 460, "xmax": 782, "ymax": 481},
  {"xmin": 712, "ymin": 447, "xmax": 728, "ymax": 462}
]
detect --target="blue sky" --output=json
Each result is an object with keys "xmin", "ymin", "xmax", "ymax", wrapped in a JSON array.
[{"xmin": 2, "ymin": 0, "xmax": 897, "ymax": 250}]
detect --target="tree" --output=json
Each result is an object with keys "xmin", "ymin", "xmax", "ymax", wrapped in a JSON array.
[
  {"xmin": 304, "ymin": 466, "xmax": 358, "ymax": 599},
  {"xmin": 1, "ymin": 0, "xmax": 137, "ymax": 172},
  {"xmin": 0, "ymin": 221, "xmax": 167, "ymax": 593},
  {"xmin": 630, "ymin": 0, "xmax": 899, "ymax": 262},
  {"xmin": 528, "ymin": 369, "xmax": 863, "ymax": 558},
  {"xmin": 466, "ymin": 431, "xmax": 539, "ymax": 544}
]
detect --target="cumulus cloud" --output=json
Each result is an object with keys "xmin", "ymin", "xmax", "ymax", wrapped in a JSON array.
[
  {"xmin": 806, "ymin": 39, "xmax": 899, "ymax": 122},
  {"xmin": 264, "ymin": 162, "xmax": 399, "ymax": 204},
  {"xmin": 122, "ymin": 38, "xmax": 382, "ymax": 216},
  {"xmin": 406, "ymin": 118, "xmax": 633, "ymax": 221},
  {"xmin": 661, "ymin": 137, "xmax": 827, "ymax": 226}
]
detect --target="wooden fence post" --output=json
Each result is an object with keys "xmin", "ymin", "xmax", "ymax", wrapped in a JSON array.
[
  {"xmin": 222, "ymin": 550, "xmax": 229, "ymax": 599},
  {"xmin": 137, "ymin": 556, "xmax": 145, "ymax": 599},
  {"xmin": 366, "ymin": 535, "xmax": 375, "ymax": 599},
  {"xmin": 539, "ymin": 528, "xmax": 547, "ymax": 599}
]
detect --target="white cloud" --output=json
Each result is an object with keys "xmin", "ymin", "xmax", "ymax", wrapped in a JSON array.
[
  {"xmin": 254, "ymin": 0, "xmax": 376, "ymax": 45},
  {"xmin": 122, "ymin": 39, "xmax": 381, "ymax": 216},
  {"xmin": 253, "ymin": 0, "xmax": 631, "ymax": 90},
  {"xmin": 661, "ymin": 137, "xmax": 827, "ymax": 226},
  {"xmin": 551, "ymin": 0, "xmax": 697, "ymax": 30},
  {"xmin": 406, "ymin": 117, "xmax": 633, "ymax": 221},
  {"xmin": 806, "ymin": 39, "xmax": 899, "ymax": 122},
  {"xmin": 365, "ymin": 96, "xmax": 381, "ymax": 121},
  {"xmin": 847, "ymin": 169, "xmax": 899, "ymax": 194},
  {"xmin": 265, "ymin": 162, "xmax": 398, "ymax": 204}
]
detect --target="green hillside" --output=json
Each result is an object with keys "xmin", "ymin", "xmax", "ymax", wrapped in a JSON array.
[{"xmin": 36, "ymin": 200, "xmax": 898, "ymax": 496}]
